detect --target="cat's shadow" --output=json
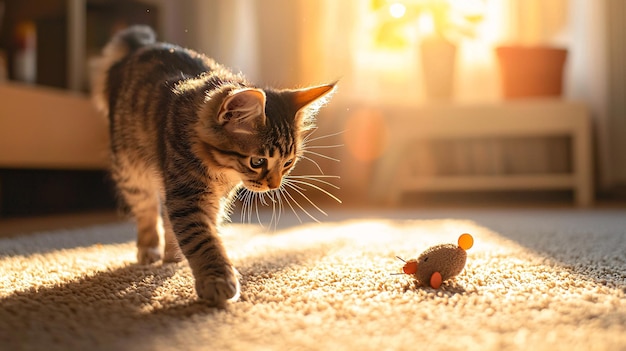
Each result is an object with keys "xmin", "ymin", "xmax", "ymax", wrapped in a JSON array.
[
  {"xmin": 149, "ymin": 246, "xmax": 331, "ymax": 316},
  {"xmin": 1, "ymin": 244, "xmax": 328, "ymax": 334}
]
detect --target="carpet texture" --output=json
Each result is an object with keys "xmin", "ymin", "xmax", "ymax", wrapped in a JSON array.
[{"xmin": 1, "ymin": 209, "xmax": 625, "ymax": 351}]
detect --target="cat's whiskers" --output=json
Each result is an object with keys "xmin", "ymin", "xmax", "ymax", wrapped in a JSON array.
[
  {"xmin": 272, "ymin": 191, "xmax": 288, "ymax": 230},
  {"xmin": 285, "ymin": 177, "xmax": 342, "ymax": 204},
  {"xmin": 287, "ymin": 175, "xmax": 341, "ymax": 189},
  {"xmin": 248, "ymin": 193, "xmax": 256, "ymax": 224},
  {"xmin": 299, "ymin": 155, "xmax": 325, "ymax": 174},
  {"xmin": 301, "ymin": 131, "xmax": 343, "ymax": 160},
  {"xmin": 303, "ymin": 144, "xmax": 344, "ymax": 150},
  {"xmin": 270, "ymin": 191, "xmax": 283, "ymax": 231},
  {"xmin": 272, "ymin": 191, "xmax": 284, "ymax": 229},
  {"xmin": 235, "ymin": 188, "xmax": 282, "ymax": 229},
  {"xmin": 237, "ymin": 189, "xmax": 261, "ymax": 226},
  {"xmin": 238, "ymin": 189, "xmax": 251, "ymax": 223},
  {"xmin": 280, "ymin": 184, "xmax": 322, "ymax": 223},
  {"xmin": 301, "ymin": 150, "xmax": 340, "ymax": 163},
  {"xmin": 255, "ymin": 193, "xmax": 266, "ymax": 227},
  {"xmin": 237, "ymin": 173, "xmax": 340, "ymax": 228},
  {"xmin": 258, "ymin": 192, "xmax": 270, "ymax": 206},
  {"xmin": 282, "ymin": 182, "xmax": 328, "ymax": 218},
  {"xmin": 302, "ymin": 128, "xmax": 345, "ymax": 144}
]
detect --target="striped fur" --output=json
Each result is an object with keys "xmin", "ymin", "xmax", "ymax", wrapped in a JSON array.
[{"xmin": 91, "ymin": 26, "xmax": 335, "ymax": 305}]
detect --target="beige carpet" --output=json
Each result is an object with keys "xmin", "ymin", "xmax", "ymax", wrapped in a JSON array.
[{"xmin": 1, "ymin": 209, "xmax": 625, "ymax": 351}]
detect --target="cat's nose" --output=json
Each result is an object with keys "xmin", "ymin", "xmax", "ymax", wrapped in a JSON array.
[{"xmin": 267, "ymin": 176, "xmax": 281, "ymax": 190}]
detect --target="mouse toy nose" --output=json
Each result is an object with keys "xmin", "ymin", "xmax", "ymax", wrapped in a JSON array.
[
  {"xmin": 395, "ymin": 256, "xmax": 418, "ymax": 275},
  {"xmin": 402, "ymin": 260, "xmax": 418, "ymax": 275}
]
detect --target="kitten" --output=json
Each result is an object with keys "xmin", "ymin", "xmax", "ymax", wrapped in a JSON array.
[{"xmin": 91, "ymin": 25, "xmax": 335, "ymax": 305}]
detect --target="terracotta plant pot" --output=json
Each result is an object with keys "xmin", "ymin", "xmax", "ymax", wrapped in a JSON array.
[{"xmin": 496, "ymin": 46, "xmax": 567, "ymax": 99}]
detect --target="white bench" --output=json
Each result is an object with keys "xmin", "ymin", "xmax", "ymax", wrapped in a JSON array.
[{"xmin": 368, "ymin": 100, "xmax": 594, "ymax": 207}]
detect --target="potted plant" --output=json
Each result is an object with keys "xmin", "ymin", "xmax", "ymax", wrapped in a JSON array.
[
  {"xmin": 495, "ymin": 0, "xmax": 569, "ymax": 98},
  {"xmin": 368, "ymin": 0, "xmax": 485, "ymax": 100},
  {"xmin": 413, "ymin": 0, "xmax": 485, "ymax": 99}
]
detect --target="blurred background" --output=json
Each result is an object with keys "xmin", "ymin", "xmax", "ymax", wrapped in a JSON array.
[{"xmin": 0, "ymin": 0, "xmax": 625, "ymax": 219}]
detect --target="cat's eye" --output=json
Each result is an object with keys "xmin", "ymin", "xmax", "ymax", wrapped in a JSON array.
[
  {"xmin": 284, "ymin": 159, "xmax": 294, "ymax": 168},
  {"xmin": 250, "ymin": 157, "xmax": 266, "ymax": 169}
]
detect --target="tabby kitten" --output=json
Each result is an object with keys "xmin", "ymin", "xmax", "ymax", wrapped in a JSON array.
[{"xmin": 91, "ymin": 26, "xmax": 335, "ymax": 305}]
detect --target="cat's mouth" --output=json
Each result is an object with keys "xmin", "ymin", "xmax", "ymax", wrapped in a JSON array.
[
  {"xmin": 243, "ymin": 179, "xmax": 280, "ymax": 193},
  {"xmin": 243, "ymin": 180, "xmax": 269, "ymax": 192}
]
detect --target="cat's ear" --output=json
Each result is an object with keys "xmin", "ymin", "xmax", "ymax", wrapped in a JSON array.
[
  {"xmin": 292, "ymin": 83, "xmax": 336, "ymax": 112},
  {"xmin": 218, "ymin": 88, "xmax": 266, "ymax": 134}
]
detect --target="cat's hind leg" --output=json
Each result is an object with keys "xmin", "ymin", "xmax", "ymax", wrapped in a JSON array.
[
  {"xmin": 161, "ymin": 202, "xmax": 184, "ymax": 263},
  {"xmin": 112, "ymin": 161, "xmax": 163, "ymax": 264}
]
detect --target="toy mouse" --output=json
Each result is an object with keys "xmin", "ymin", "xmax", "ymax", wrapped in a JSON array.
[{"xmin": 395, "ymin": 233, "xmax": 473, "ymax": 289}]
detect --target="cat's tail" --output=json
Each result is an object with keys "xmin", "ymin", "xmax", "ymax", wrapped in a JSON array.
[{"xmin": 90, "ymin": 25, "xmax": 156, "ymax": 115}]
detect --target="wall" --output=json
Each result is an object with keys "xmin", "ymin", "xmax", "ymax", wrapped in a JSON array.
[
  {"xmin": 606, "ymin": 0, "xmax": 626, "ymax": 188},
  {"xmin": 565, "ymin": 0, "xmax": 626, "ymax": 191},
  {"xmin": 191, "ymin": 0, "xmax": 306, "ymax": 88},
  {"xmin": 564, "ymin": 0, "xmax": 609, "ymax": 190}
]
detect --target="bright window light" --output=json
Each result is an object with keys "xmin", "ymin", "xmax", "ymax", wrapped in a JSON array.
[{"xmin": 389, "ymin": 3, "xmax": 406, "ymax": 19}]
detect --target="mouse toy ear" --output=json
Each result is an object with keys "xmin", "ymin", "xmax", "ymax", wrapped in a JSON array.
[
  {"xmin": 430, "ymin": 272, "xmax": 443, "ymax": 289},
  {"xmin": 458, "ymin": 233, "xmax": 474, "ymax": 250}
]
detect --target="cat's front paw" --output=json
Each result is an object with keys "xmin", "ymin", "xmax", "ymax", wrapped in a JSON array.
[
  {"xmin": 194, "ymin": 266, "xmax": 240, "ymax": 305},
  {"xmin": 137, "ymin": 246, "xmax": 161, "ymax": 264}
]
